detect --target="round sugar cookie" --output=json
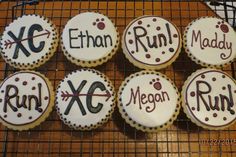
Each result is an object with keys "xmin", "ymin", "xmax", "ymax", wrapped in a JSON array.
[
  {"xmin": 0, "ymin": 14, "xmax": 59, "ymax": 69},
  {"xmin": 61, "ymin": 12, "xmax": 119, "ymax": 67},
  {"xmin": 0, "ymin": 71, "xmax": 54, "ymax": 130},
  {"xmin": 183, "ymin": 17, "xmax": 236, "ymax": 68},
  {"xmin": 55, "ymin": 69, "xmax": 116, "ymax": 130},
  {"xmin": 118, "ymin": 71, "xmax": 180, "ymax": 132},
  {"xmin": 182, "ymin": 68, "xmax": 236, "ymax": 130},
  {"xmin": 122, "ymin": 15, "xmax": 182, "ymax": 70}
]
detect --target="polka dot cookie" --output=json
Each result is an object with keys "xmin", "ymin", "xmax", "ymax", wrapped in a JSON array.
[
  {"xmin": 0, "ymin": 71, "xmax": 54, "ymax": 130},
  {"xmin": 118, "ymin": 70, "xmax": 180, "ymax": 132},
  {"xmin": 55, "ymin": 69, "xmax": 116, "ymax": 130},
  {"xmin": 0, "ymin": 14, "xmax": 59, "ymax": 69},
  {"xmin": 122, "ymin": 15, "xmax": 182, "ymax": 70},
  {"xmin": 183, "ymin": 17, "xmax": 236, "ymax": 68},
  {"xmin": 182, "ymin": 68, "xmax": 236, "ymax": 130}
]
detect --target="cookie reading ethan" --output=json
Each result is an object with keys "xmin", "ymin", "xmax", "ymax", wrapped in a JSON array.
[{"xmin": 61, "ymin": 12, "xmax": 119, "ymax": 67}]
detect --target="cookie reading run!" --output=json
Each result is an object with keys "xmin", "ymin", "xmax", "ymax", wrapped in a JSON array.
[
  {"xmin": 118, "ymin": 71, "xmax": 180, "ymax": 132},
  {"xmin": 61, "ymin": 12, "xmax": 119, "ymax": 67},
  {"xmin": 0, "ymin": 15, "xmax": 58, "ymax": 69},
  {"xmin": 184, "ymin": 17, "xmax": 236, "ymax": 68},
  {"xmin": 55, "ymin": 69, "xmax": 116, "ymax": 130},
  {"xmin": 0, "ymin": 71, "xmax": 54, "ymax": 130},
  {"xmin": 122, "ymin": 16, "xmax": 182, "ymax": 70},
  {"xmin": 182, "ymin": 69, "xmax": 236, "ymax": 130}
]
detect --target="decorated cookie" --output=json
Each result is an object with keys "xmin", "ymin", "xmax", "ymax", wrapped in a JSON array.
[
  {"xmin": 183, "ymin": 17, "xmax": 236, "ymax": 68},
  {"xmin": 182, "ymin": 68, "xmax": 236, "ymax": 130},
  {"xmin": 118, "ymin": 71, "xmax": 180, "ymax": 132},
  {"xmin": 122, "ymin": 15, "xmax": 182, "ymax": 70},
  {"xmin": 0, "ymin": 71, "xmax": 54, "ymax": 130},
  {"xmin": 61, "ymin": 12, "xmax": 119, "ymax": 67},
  {"xmin": 55, "ymin": 69, "xmax": 116, "ymax": 130},
  {"xmin": 0, "ymin": 14, "xmax": 59, "ymax": 69}
]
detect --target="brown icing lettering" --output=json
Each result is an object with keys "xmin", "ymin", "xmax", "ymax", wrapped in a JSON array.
[
  {"xmin": 191, "ymin": 30, "xmax": 232, "ymax": 60},
  {"xmin": 132, "ymin": 23, "xmax": 173, "ymax": 53},
  {"xmin": 126, "ymin": 86, "xmax": 170, "ymax": 113},
  {"xmin": 195, "ymin": 81, "xmax": 235, "ymax": 115},
  {"xmin": 69, "ymin": 29, "xmax": 113, "ymax": 49},
  {"xmin": 3, "ymin": 83, "xmax": 43, "ymax": 113}
]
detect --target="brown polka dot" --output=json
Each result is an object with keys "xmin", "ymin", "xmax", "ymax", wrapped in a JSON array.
[
  {"xmin": 131, "ymin": 51, "xmax": 135, "ymax": 54},
  {"xmin": 145, "ymin": 54, "xmax": 151, "ymax": 58},
  {"xmin": 153, "ymin": 18, "xmax": 157, "ymax": 22},
  {"xmin": 205, "ymin": 117, "xmax": 209, "ymax": 121},
  {"xmin": 38, "ymin": 108, "xmax": 43, "ymax": 113},
  {"xmin": 218, "ymin": 21, "xmax": 221, "ymax": 25},
  {"xmin": 128, "ymin": 32, "xmax": 131, "ymax": 35},
  {"xmin": 32, "ymin": 87, "xmax": 36, "ymax": 90},
  {"xmin": 129, "ymin": 40, "xmax": 133, "ymax": 44},
  {"xmin": 213, "ymin": 113, "xmax": 217, "ymax": 117},
  {"xmin": 32, "ymin": 77, "xmax": 35, "ymax": 80},
  {"xmin": 44, "ymin": 96, "xmax": 48, "ymax": 100},
  {"xmin": 190, "ymin": 92, "xmax": 195, "ymax": 97},
  {"xmin": 222, "ymin": 75, "xmax": 225, "ymax": 78},
  {"xmin": 96, "ymin": 18, "xmax": 99, "ymax": 22},
  {"xmin": 156, "ymin": 26, "xmax": 161, "ymax": 31},
  {"xmin": 216, "ymin": 25, "xmax": 219, "ymax": 28},
  {"xmin": 169, "ymin": 48, "xmax": 174, "ymax": 52},
  {"xmin": 223, "ymin": 117, "xmax": 227, "ymax": 121},
  {"xmin": 101, "ymin": 18, "xmax": 104, "ymax": 21},
  {"xmin": 0, "ymin": 99, "xmax": 2, "ymax": 102},
  {"xmin": 17, "ymin": 113, "xmax": 22, "ymax": 117},
  {"xmin": 212, "ymin": 77, "xmax": 216, "ymax": 81},
  {"xmin": 222, "ymin": 86, "xmax": 226, "ymax": 90},
  {"xmin": 138, "ymin": 21, "xmax": 142, "ymax": 25},
  {"xmin": 15, "ymin": 78, "xmax": 19, "ymax": 82},
  {"xmin": 191, "ymin": 107, "xmax": 195, "ymax": 111},
  {"xmin": 152, "ymin": 79, "xmax": 155, "ymax": 82},
  {"xmin": 162, "ymin": 51, "xmax": 165, "ymax": 54},
  {"xmin": 201, "ymin": 75, "xmax": 205, "ymax": 79},
  {"xmin": 29, "ymin": 116, "xmax": 32, "ymax": 120},
  {"xmin": 1, "ymin": 90, "xmax": 4, "ymax": 93},
  {"xmin": 147, "ymin": 24, "xmax": 150, "ymax": 27},
  {"xmin": 234, "ymin": 90, "xmax": 236, "ymax": 93},
  {"xmin": 155, "ymin": 58, "xmax": 160, "ymax": 62},
  {"xmin": 4, "ymin": 115, "xmax": 7, "ymax": 118},
  {"xmin": 23, "ymin": 81, "xmax": 27, "ymax": 86},
  {"xmin": 173, "ymin": 34, "xmax": 178, "ymax": 38}
]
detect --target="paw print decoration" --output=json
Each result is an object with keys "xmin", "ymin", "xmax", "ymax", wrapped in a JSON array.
[
  {"xmin": 216, "ymin": 21, "xmax": 229, "ymax": 33},
  {"xmin": 93, "ymin": 18, "xmax": 105, "ymax": 30}
]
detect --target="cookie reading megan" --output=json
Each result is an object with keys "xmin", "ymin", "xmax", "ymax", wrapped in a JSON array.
[
  {"xmin": 0, "ymin": 71, "xmax": 54, "ymax": 130},
  {"xmin": 181, "ymin": 68, "xmax": 236, "ymax": 130},
  {"xmin": 118, "ymin": 71, "xmax": 180, "ymax": 132}
]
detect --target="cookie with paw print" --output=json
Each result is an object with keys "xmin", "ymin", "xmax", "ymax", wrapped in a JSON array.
[
  {"xmin": 61, "ymin": 12, "xmax": 120, "ymax": 67},
  {"xmin": 183, "ymin": 17, "xmax": 236, "ymax": 68}
]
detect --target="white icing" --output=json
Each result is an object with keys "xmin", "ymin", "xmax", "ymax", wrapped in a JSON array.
[
  {"xmin": 123, "ymin": 16, "xmax": 180, "ymax": 66},
  {"xmin": 184, "ymin": 69, "xmax": 236, "ymax": 127},
  {"xmin": 0, "ymin": 15, "xmax": 56, "ymax": 65},
  {"xmin": 62, "ymin": 12, "xmax": 118, "ymax": 61},
  {"xmin": 56, "ymin": 69, "xmax": 115, "ymax": 127},
  {"xmin": 120, "ymin": 73, "xmax": 178, "ymax": 127},
  {"xmin": 0, "ymin": 72, "xmax": 50, "ymax": 125},
  {"xmin": 186, "ymin": 17, "xmax": 236, "ymax": 65}
]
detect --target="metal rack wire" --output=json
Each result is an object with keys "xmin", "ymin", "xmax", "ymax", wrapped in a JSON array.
[{"xmin": 0, "ymin": 0, "xmax": 235, "ymax": 156}]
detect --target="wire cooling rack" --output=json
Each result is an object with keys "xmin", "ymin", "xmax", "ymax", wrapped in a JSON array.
[{"xmin": 0, "ymin": 0, "xmax": 236, "ymax": 157}]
